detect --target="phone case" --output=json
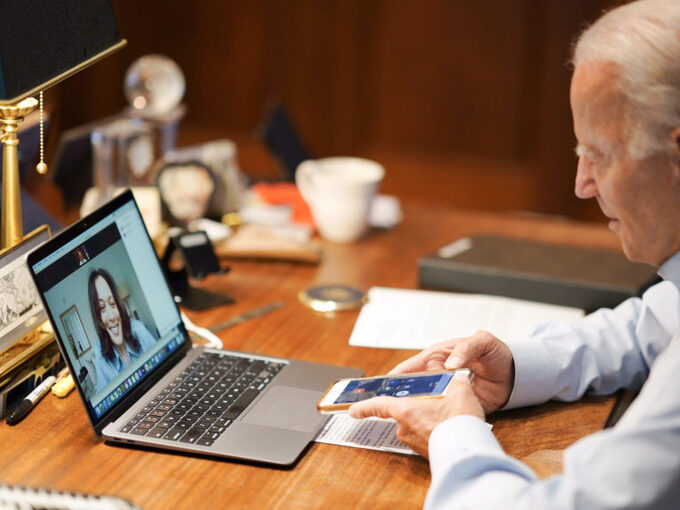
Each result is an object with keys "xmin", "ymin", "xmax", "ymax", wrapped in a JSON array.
[{"xmin": 316, "ymin": 369, "xmax": 466, "ymax": 414}]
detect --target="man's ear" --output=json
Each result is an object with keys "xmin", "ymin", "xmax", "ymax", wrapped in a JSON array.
[
  {"xmin": 672, "ymin": 127, "xmax": 680, "ymax": 158},
  {"xmin": 672, "ymin": 128, "xmax": 680, "ymax": 204},
  {"xmin": 672, "ymin": 127, "xmax": 680, "ymax": 175}
]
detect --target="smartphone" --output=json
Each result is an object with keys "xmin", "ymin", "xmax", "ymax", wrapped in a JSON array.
[{"xmin": 316, "ymin": 369, "xmax": 471, "ymax": 414}]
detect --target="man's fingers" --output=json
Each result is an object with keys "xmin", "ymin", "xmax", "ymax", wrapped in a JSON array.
[
  {"xmin": 444, "ymin": 331, "xmax": 496, "ymax": 369},
  {"xmin": 444, "ymin": 371, "xmax": 486, "ymax": 419},
  {"xmin": 389, "ymin": 339, "xmax": 461, "ymax": 374},
  {"xmin": 445, "ymin": 371, "xmax": 474, "ymax": 397},
  {"xmin": 388, "ymin": 350, "xmax": 439, "ymax": 374},
  {"xmin": 387, "ymin": 356, "xmax": 423, "ymax": 374},
  {"xmin": 452, "ymin": 370, "xmax": 472, "ymax": 384},
  {"xmin": 348, "ymin": 396, "xmax": 400, "ymax": 419}
]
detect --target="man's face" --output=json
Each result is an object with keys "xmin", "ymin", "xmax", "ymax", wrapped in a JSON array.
[{"xmin": 570, "ymin": 61, "xmax": 680, "ymax": 266}]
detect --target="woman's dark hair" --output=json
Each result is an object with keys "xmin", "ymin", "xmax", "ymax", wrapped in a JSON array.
[{"xmin": 87, "ymin": 268, "xmax": 139, "ymax": 363}]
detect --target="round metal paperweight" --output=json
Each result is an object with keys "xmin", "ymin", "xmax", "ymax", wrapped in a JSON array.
[{"xmin": 299, "ymin": 284, "xmax": 366, "ymax": 312}]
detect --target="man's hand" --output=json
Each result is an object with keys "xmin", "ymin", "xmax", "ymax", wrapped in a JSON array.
[
  {"xmin": 349, "ymin": 371, "xmax": 484, "ymax": 458},
  {"xmin": 388, "ymin": 330, "xmax": 515, "ymax": 413}
]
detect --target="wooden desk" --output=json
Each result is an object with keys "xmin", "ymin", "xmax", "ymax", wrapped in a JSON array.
[{"xmin": 0, "ymin": 204, "xmax": 618, "ymax": 509}]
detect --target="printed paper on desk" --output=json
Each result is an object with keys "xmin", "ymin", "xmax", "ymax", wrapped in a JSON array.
[
  {"xmin": 348, "ymin": 287, "xmax": 585, "ymax": 350},
  {"xmin": 315, "ymin": 412, "xmax": 493, "ymax": 455},
  {"xmin": 315, "ymin": 413, "xmax": 415, "ymax": 455}
]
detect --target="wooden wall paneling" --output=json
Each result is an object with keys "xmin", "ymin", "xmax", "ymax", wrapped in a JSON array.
[
  {"xmin": 263, "ymin": 1, "xmax": 345, "ymax": 156},
  {"xmin": 260, "ymin": 1, "xmax": 377, "ymax": 157},
  {"xmin": 324, "ymin": 1, "xmax": 375, "ymax": 155},
  {"xmin": 531, "ymin": 1, "xmax": 626, "ymax": 220},
  {"xmin": 362, "ymin": 0, "xmax": 531, "ymax": 156},
  {"xmin": 353, "ymin": 1, "xmax": 543, "ymax": 213},
  {"xmin": 46, "ymin": 0, "xmax": 629, "ymax": 221},
  {"xmin": 526, "ymin": 1, "xmax": 592, "ymax": 217},
  {"xmin": 179, "ymin": 3, "xmax": 269, "ymax": 129}
]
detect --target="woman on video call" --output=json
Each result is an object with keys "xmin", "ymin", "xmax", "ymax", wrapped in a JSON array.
[{"xmin": 88, "ymin": 268, "xmax": 157, "ymax": 392}]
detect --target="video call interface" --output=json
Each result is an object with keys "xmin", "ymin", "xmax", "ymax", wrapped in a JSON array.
[
  {"xmin": 334, "ymin": 373, "xmax": 454, "ymax": 404},
  {"xmin": 32, "ymin": 200, "xmax": 185, "ymax": 420}
]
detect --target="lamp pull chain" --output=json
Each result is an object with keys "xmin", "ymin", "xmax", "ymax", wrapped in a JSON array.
[{"xmin": 36, "ymin": 91, "xmax": 47, "ymax": 174}]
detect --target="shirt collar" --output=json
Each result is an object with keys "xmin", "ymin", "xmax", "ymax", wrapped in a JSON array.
[
  {"xmin": 658, "ymin": 249, "xmax": 680, "ymax": 289},
  {"xmin": 109, "ymin": 342, "xmax": 140, "ymax": 370}
]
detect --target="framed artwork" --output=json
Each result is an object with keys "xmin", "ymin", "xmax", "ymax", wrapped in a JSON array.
[
  {"xmin": 156, "ymin": 160, "xmax": 216, "ymax": 225},
  {"xmin": 0, "ymin": 225, "xmax": 50, "ymax": 354},
  {"xmin": 59, "ymin": 306, "xmax": 92, "ymax": 359}
]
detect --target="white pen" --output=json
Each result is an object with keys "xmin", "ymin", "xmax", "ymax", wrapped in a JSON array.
[{"xmin": 6, "ymin": 375, "xmax": 56, "ymax": 425}]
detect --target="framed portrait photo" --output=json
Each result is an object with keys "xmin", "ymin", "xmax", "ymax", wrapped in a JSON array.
[
  {"xmin": 0, "ymin": 225, "xmax": 50, "ymax": 354},
  {"xmin": 156, "ymin": 160, "xmax": 216, "ymax": 225}
]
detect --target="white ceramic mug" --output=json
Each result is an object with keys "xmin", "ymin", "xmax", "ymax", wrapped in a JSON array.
[{"xmin": 296, "ymin": 157, "xmax": 385, "ymax": 243}]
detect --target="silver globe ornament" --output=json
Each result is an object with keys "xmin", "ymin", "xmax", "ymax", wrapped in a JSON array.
[{"xmin": 124, "ymin": 55, "xmax": 185, "ymax": 116}]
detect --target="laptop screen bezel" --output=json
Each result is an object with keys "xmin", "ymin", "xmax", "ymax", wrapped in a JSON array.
[{"xmin": 26, "ymin": 189, "xmax": 192, "ymax": 434}]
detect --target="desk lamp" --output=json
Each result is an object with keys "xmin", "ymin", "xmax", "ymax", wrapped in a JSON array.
[{"xmin": 0, "ymin": 0, "xmax": 126, "ymax": 250}]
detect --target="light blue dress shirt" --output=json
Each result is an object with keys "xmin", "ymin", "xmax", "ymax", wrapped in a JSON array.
[
  {"xmin": 93, "ymin": 318, "xmax": 158, "ymax": 392},
  {"xmin": 426, "ymin": 250, "xmax": 680, "ymax": 509}
]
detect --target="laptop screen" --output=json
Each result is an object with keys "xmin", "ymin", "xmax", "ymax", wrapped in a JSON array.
[{"xmin": 29, "ymin": 192, "xmax": 187, "ymax": 423}]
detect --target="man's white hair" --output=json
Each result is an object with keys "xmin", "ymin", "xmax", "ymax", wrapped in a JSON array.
[{"xmin": 573, "ymin": 0, "xmax": 680, "ymax": 159}]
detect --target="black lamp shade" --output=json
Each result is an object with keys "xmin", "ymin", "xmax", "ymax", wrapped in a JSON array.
[{"xmin": 0, "ymin": 0, "xmax": 123, "ymax": 103}]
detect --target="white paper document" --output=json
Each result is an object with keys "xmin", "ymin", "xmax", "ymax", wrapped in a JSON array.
[
  {"xmin": 315, "ymin": 412, "xmax": 492, "ymax": 455},
  {"xmin": 315, "ymin": 413, "xmax": 415, "ymax": 455},
  {"xmin": 349, "ymin": 286, "xmax": 585, "ymax": 350}
]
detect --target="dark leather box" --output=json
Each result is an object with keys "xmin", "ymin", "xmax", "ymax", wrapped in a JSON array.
[{"xmin": 417, "ymin": 234, "xmax": 658, "ymax": 312}]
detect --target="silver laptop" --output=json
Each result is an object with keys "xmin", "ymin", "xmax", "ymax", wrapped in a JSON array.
[{"xmin": 27, "ymin": 189, "xmax": 361, "ymax": 466}]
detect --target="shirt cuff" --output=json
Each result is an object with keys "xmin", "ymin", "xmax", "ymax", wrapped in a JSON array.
[
  {"xmin": 504, "ymin": 336, "xmax": 559, "ymax": 409},
  {"xmin": 429, "ymin": 415, "xmax": 503, "ymax": 469}
]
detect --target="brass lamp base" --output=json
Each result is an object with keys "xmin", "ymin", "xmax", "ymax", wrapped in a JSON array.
[{"xmin": 0, "ymin": 97, "xmax": 38, "ymax": 250}]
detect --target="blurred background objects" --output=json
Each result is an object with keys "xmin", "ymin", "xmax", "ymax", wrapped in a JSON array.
[{"xmin": 27, "ymin": 0, "xmax": 626, "ymax": 226}]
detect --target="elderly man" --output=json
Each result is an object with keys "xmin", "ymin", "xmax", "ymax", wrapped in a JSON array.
[{"xmin": 349, "ymin": 0, "xmax": 680, "ymax": 508}]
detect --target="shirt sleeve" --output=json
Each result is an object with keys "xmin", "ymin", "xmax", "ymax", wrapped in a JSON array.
[
  {"xmin": 425, "ymin": 416, "xmax": 537, "ymax": 509},
  {"xmin": 425, "ymin": 341, "xmax": 680, "ymax": 510},
  {"xmin": 505, "ymin": 280, "xmax": 677, "ymax": 409}
]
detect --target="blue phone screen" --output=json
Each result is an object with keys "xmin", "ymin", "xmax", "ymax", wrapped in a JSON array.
[{"xmin": 334, "ymin": 373, "xmax": 454, "ymax": 404}]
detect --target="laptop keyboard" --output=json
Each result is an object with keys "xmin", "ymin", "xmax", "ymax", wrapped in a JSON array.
[{"xmin": 121, "ymin": 352, "xmax": 285, "ymax": 447}]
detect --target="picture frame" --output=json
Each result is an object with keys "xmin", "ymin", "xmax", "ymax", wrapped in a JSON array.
[
  {"xmin": 161, "ymin": 138, "xmax": 246, "ymax": 218},
  {"xmin": 0, "ymin": 225, "xmax": 50, "ymax": 355},
  {"xmin": 155, "ymin": 160, "xmax": 217, "ymax": 225},
  {"xmin": 59, "ymin": 305, "xmax": 92, "ymax": 359}
]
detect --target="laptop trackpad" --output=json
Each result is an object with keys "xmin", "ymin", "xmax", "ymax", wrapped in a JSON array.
[{"xmin": 242, "ymin": 386, "xmax": 324, "ymax": 433}]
